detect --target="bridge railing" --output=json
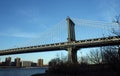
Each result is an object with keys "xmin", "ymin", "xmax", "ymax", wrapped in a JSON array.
[{"xmin": 76, "ymin": 36, "xmax": 120, "ymax": 43}]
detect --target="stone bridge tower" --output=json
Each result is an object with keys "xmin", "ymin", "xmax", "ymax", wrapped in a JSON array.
[{"xmin": 66, "ymin": 17, "xmax": 78, "ymax": 63}]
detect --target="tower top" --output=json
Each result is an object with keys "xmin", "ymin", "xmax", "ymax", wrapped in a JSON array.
[
  {"xmin": 66, "ymin": 17, "xmax": 75, "ymax": 25},
  {"xmin": 66, "ymin": 16, "xmax": 76, "ymax": 42}
]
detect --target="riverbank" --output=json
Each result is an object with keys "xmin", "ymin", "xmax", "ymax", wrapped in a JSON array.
[
  {"xmin": 0, "ymin": 66, "xmax": 19, "ymax": 68},
  {"xmin": 32, "ymin": 64, "xmax": 120, "ymax": 76},
  {"xmin": 32, "ymin": 72, "xmax": 119, "ymax": 76}
]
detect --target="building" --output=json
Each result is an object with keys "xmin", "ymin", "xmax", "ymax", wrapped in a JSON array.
[
  {"xmin": 15, "ymin": 58, "xmax": 21, "ymax": 67},
  {"xmin": 37, "ymin": 59, "xmax": 43, "ymax": 67},
  {"xmin": 0, "ymin": 62, "xmax": 2, "ymax": 66},
  {"xmin": 5, "ymin": 57, "xmax": 11, "ymax": 66},
  {"xmin": 21, "ymin": 61, "xmax": 32, "ymax": 67},
  {"xmin": 31, "ymin": 62, "xmax": 37, "ymax": 67}
]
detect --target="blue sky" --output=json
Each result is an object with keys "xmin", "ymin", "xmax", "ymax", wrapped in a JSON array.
[{"xmin": 0, "ymin": 0, "xmax": 120, "ymax": 64}]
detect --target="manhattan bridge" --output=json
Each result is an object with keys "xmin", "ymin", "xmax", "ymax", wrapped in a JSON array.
[{"xmin": 0, "ymin": 17, "xmax": 120, "ymax": 63}]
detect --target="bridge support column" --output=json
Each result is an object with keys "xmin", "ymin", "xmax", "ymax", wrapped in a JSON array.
[
  {"xmin": 66, "ymin": 17, "xmax": 78, "ymax": 64},
  {"xmin": 68, "ymin": 47, "xmax": 77, "ymax": 63}
]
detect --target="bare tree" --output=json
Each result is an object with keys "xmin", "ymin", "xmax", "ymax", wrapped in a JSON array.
[
  {"xmin": 87, "ymin": 49, "xmax": 102, "ymax": 64},
  {"xmin": 101, "ymin": 46, "xmax": 120, "ymax": 64},
  {"xmin": 87, "ymin": 46, "xmax": 120, "ymax": 65},
  {"xmin": 79, "ymin": 56, "xmax": 88, "ymax": 64},
  {"xmin": 49, "ymin": 53, "xmax": 68, "ymax": 68},
  {"xmin": 113, "ymin": 14, "xmax": 120, "ymax": 25},
  {"xmin": 112, "ymin": 15, "xmax": 120, "ymax": 59},
  {"xmin": 112, "ymin": 15, "xmax": 120, "ymax": 36}
]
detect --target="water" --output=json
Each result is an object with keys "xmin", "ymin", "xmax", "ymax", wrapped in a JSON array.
[{"xmin": 0, "ymin": 67, "xmax": 48, "ymax": 76}]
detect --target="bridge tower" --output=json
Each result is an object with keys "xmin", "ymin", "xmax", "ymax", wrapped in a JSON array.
[{"xmin": 66, "ymin": 17, "xmax": 78, "ymax": 63}]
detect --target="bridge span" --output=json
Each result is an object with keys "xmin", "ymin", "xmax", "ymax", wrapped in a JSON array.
[
  {"xmin": 0, "ymin": 17, "xmax": 120, "ymax": 63},
  {"xmin": 0, "ymin": 36, "xmax": 120, "ymax": 55}
]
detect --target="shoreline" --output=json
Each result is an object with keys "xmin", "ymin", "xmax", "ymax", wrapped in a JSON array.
[{"xmin": 0, "ymin": 66, "xmax": 48, "ymax": 69}]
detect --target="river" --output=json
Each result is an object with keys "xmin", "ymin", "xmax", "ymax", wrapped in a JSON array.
[{"xmin": 0, "ymin": 67, "xmax": 48, "ymax": 76}]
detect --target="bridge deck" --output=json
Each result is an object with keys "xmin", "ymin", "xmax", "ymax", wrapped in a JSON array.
[{"xmin": 0, "ymin": 36, "xmax": 120, "ymax": 55}]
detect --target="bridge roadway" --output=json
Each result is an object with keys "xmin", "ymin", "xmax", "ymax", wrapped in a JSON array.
[{"xmin": 0, "ymin": 36, "xmax": 120, "ymax": 55}]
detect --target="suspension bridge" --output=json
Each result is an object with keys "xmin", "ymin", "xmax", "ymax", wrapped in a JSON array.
[{"xmin": 0, "ymin": 17, "xmax": 120, "ymax": 63}]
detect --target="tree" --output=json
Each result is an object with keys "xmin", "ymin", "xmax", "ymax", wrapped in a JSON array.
[
  {"xmin": 49, "ymin": 53, "xmax": 67, "ymax": 69},
  {"xmin": 87, "ymin": 49, "xmax": 102, "ymax": 64},
  {"xmin": 79, "ymin": 56, "xmax": 88, "ymax": 64},
  {"xmin": 49, "ymin": 58, "xmax": 62, "ymax": 68},
  {"xmin": 113, "ymin": 15, "xmax": 120, "ymax": 25},
  {"xmin": 87, "ymin": 46, "xmax": 120, "ymax": 65},
  {"xmin": 112, "ymin": 15, "xmax": 120, "ymax": 36},
  {"xmin": 101, "ymin": 46, "xmax": 120, "ymax": 64},
  {"xmin": 112, "ymin": 15, "xmax": 120, "ymax": 59}
]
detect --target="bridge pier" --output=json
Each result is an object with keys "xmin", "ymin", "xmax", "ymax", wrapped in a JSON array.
[{"xmin": 67, "ymin": 47, "xmax": 78, "ymax": 63}]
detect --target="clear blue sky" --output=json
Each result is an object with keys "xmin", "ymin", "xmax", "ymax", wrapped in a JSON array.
[{"xmin": 0, "ymin": 0, "xmax": 120, "ymax": 64}]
